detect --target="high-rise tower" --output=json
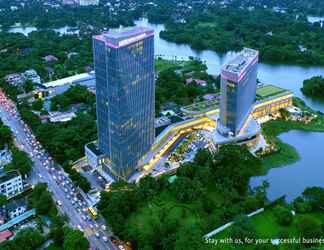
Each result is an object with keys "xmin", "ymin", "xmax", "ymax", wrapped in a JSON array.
[
  {"xmin": 93, "ymin": 27, "xmax": 155, "ymax": 178},
  {"xmin": 218, "ymin": 48, "xmax": 259, "ymax": 136}
]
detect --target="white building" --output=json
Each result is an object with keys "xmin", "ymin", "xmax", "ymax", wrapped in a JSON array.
[
  {"xmin": 0, "ymin": 171, "xmax": 23, "ymax": 198},
  {"xmin": 79, "ymin": 0, "xmax": 99, "ymax": 6},
  {"xmin": 24, "ymin": 69, "xmax": 41, "ymax": 84}
]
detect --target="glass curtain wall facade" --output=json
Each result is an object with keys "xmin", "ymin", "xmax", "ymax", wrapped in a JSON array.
[
  {"xmin": 218, "ymin": 48, "xmax": 259, "ymax": 136},
  {"xmin": 93, "ymin": 27, "xmax": 155, "ymax": 178}
]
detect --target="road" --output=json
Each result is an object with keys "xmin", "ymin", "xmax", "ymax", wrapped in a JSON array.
[{"xmin": 0, "ymin": 91, "xmax": 116, "ymax": 250}]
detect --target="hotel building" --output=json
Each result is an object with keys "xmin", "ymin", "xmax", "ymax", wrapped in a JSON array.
[{"xmin": 92, "ymin": 27, "xmax": 155, "ymax": 179}]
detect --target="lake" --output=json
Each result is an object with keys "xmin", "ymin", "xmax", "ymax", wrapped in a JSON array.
[
  {"xmin": 8, "ymin": 25, "xmax": 79, "ymax": 36},
  {"xmin": 132, "ymin": 18, "xmax": 324, "ymax": 202},
  {"xmin": 250, "ymin": 131, "xmax": 324, "ymax": 202},
  {"xmin": 134, "ymin": 18, "xmax": 324, "ymax": 113}
]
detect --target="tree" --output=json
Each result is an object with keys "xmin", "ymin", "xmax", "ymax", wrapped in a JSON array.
[
  {"xmin": 0, "ymin": 125, "xmax": 12, "ymax": 149},
  {"xmin": 31, "ymin": 183, "xmax": 57, "ymax": 215},
  {"xmin": 63, "ymin": 227, "xmax": 89, "ymax": 250},
  {"xmin": 214, "ymin": 145, "xmax": 262, "ymax": 195},
  {"xmin": 296, "ymin": 215, "xmax": 323, "ymax": 240},
  {"xmin": 301, "ymin": 76, "xmax": 324, "ymax": 99},
  {"xmin": 32, "ymin": 99, "xmax": 44, "ymax": 111},
  {"xmin": 274, "ymin": 206, "xmax": 293, "ymax": 226},
  {"xmin": 172, "ymin": 177, "xmax": 202, "ymax": 203},
  {"xmin": 302, "ymin": 186, "xmax": 324, "ymax": 211},
  {"xmin": 10, "ymin": 149, "xmax": 33, "ymax": 176},
  {"xmin": 0, "ymin": 228, "xmax": 45, "ymax": 250},
  {"xmin": 0, "ymin": 194, "xmax": 7, "ymax": 206},
  {"xmin": 174, "ymin": 224, "xmax": 206, "ymax": 250},
  {"xmin": 231, "ymin": 215, "xmax": 256, "ymax": 244},
  {"xmin": 24, "ymin": 80, "xmax": 34, "ymax": 93}
]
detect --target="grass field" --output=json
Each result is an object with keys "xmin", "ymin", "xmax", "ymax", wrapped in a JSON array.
[
  {"xmin": 210, "ymin": 209, "xmax": 324, "ymax": 250},
  {"xmin": 155, "ymin": 58, "xmax": 183, "ymax": 72},
  {"xmin": 256, "ymin": 85, "xmax": 289, "ymax": 100}
]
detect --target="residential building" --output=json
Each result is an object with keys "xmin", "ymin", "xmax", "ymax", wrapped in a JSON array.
[
  {"xmin": 43, "ymin": 55, "xmax": 58, "ymax": 62},
  {"xmin": 23, "ymin": 69, "xmax": 41, "ymax": 84},
  {"xmin": 92, "ymin": 27, "xmax": 155, "ymax": 178},
  {"xmin": 0, "ymin": 171, "xmax": 23, "ymax": 198},
  {"xmin": 6, "ymin": 198, "xmax": 27, "ymax": 220},
  {"xmin": 48, "ymin": 111, "xmax": 76, "ymax": 123},
  {"xmin": 217, "ymin": 48, "xmax": 259, "ymax": 136},
  {"xmin": 4, "ymin": 73, "xmax": 24, "ymax": 86}
]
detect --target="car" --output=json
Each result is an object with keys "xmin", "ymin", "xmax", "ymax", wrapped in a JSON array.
[
  {"xmin": 101, "ymin": 225, "xmax": 107, "ymax": 231},
  {"xmin": 102, "ymin": 236, "xmax": 108, "ymax": 242},
  {"xmin": 95, "ymin": 232, "xmax": 100, "ymax": 238},
  {"xmin": 57, "ymin": 200, "xmax": 62, "ymax": 206},
  {"xmin": 77, "ymin": 225, "xmax": 83, "ymax": 232}
]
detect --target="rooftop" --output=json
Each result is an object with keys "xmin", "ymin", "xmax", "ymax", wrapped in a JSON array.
[
  {"xmin": 222, "ymin": 48, "xmax": 259, "ymax": 75},
  {"xmin": 94, "ymin": 27, "xmax": 154, "ymax": 48},
  {"xmin": 0, "ymin": 170, "xmax": 20, "ymax": 183},
  {"xmin": 256, "ymin": 84, "xmax": 292, "ymax": 100},
  {"xmin": 6, "ymin": 197, "xmax": 27, "ymax": 212}
]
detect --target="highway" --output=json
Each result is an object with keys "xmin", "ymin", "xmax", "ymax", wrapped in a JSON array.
[{"xmin": 0, "ymin": 90, "xmax": 116, "ymax": 250}]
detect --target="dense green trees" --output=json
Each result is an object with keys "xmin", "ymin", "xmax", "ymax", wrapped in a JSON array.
[
  {"xmin": 0, "ymin": 122, "xmax": 12, "ymax": 150},
  {"xmin": 5, "ymin": 148, "xmax": 33, "ymax": 176},
  {"xmin": 0, "ymin": 228, "xmax": 45, "ymax": 250},
  {"xmin": 31, "ymin": 98, "xmax": 44, "ymax": 111},
  {"xmin": 301, "ymin": 76, "xmax": 324, "ymax": 99},
  {"xmin": 160, "ymin": 8, "xmax": 324, "ymax": 65},
  {"xmin": 30, "ymin": 183, "xmax": 57, "ymax": 216},
  {"xmin": 18, "ymin": 99, "xmax": 94, "ymax": 192},
  {"xmin": 297, "ymin": 215, "xmax": 323, "ymax": 240},
  {"xmin": 230, "ymin": 215, "xmax": 256, "ymax": 244},
  {"xmin": 63, "ymin": 227, "xmax": 89, "ymax": 250},
  {"xmin": 274, "ymin": 206, "xmax": 293, "ymax": 226},
  {"xmin": 98, "ymin": 145, "xmax": 263, "ymax": 249},
  {"xmin": 50, "ymin": 85, "xmax": 95, "ymax": 111},
  {"xmin": 155, "ymin": 59, "xmax": 215, "ymax": 113}
]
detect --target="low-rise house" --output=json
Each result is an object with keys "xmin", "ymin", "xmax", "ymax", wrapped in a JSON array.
[
  {"xmin": 185, "ymin": 78, "xmax": 207, "ymax": 86},
  {"xmin": 43, "ymin": 55, "xmax": 59, "ymax": 62},
  {"xmin": 0, "ymin": 170, "xmax": 23, "ymax": 199},
  {"xmin": 49, "ymin": 111, "xmax": 76, "ymax": 123},
  {"xmin": 4, "ymin": 73, "xmax": 25, "ymax": 86},
  {"xmin": 24, "ymin": 69, "xmax": 41, "ymax": 84},
  {"xmin": 0, "ymin": 229, "xmax": 13, "ymax": 243},
  {"xmin": 6, "ymin": 198, "xmax": 27, "ymax": 220}
]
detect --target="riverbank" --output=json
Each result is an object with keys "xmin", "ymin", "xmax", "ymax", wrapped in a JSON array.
[{"xmin": 260, "ymin": 97, "xmax": 324, "ymax": 173}]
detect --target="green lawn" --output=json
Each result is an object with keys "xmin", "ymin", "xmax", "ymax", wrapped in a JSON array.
[
  {"xmin": 210, "ymin": 210, "xmax": 324, "ymax": 250},
  {"xmin": 155, "ymin": 58, "xmax": 183, "ymax": 72},
  {"xmin": 256, "ymin": 85, "xmax": 288, "ymax": 100}
]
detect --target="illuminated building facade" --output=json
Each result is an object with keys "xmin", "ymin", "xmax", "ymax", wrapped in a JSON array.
[
  {"xmin": 93, "ymin": 27, "xmax": 155, "ymax": 178},
  {"xmin": 218, "ymin": 48, "xmax": 259, "ymax": 136}
]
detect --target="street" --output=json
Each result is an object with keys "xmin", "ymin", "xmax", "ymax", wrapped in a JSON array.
[{"xmin": 0, "ymin": 90, "xmax": 116, "ymax": 250}]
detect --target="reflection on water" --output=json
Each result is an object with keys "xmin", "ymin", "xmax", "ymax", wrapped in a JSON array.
[
  {"xmin": 135, "ymin": 18, "xmax": 324, "ymax": 112},
  {"xmin": 250, "ymin": 131, "xmax": 324, "ymax": 202}
]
